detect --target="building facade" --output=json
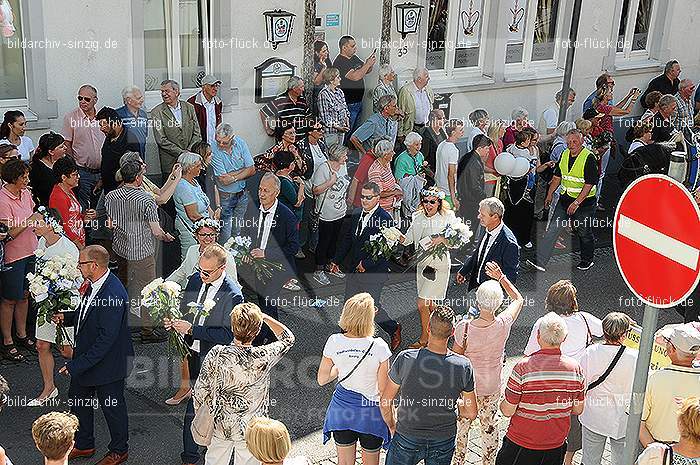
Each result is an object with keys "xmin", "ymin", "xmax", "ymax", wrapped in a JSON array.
[{"xmin": 0, "ymin": 0, "xmax": 698, "ymax": 172}]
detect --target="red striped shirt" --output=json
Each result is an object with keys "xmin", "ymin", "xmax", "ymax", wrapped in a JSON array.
[{"xmin": 504, "ymin": 348, "xmax": 585, "ymax": 450}]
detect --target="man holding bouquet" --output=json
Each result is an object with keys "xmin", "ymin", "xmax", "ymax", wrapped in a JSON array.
[
  {"xmin": 55, "ymin": 245, "xmax": 133, "ymax": 465},
  {"xmin": 163, "ymin": 243, "xmax": 243, "ymax": 465},
  {"xmin": 330, "ymin": 181, "xmax": 402, "ymax": 351}
]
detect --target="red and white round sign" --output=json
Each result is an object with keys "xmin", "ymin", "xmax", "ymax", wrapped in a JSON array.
[{"xmin": 614, "ymin": 175, "xmax": 700, "ymax": 308}]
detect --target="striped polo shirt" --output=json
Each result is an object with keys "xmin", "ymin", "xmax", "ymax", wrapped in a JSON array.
[
  {"xmin": 260, "ymin": 93, "xmax": 311, "ymax": 137},
  {"xmin": 105, "ymin": 185, "xmax": 159, "ymax": 261},
  {"xmin": 504, "ymin": 348, "xmax": 585, "ymax": 450}
]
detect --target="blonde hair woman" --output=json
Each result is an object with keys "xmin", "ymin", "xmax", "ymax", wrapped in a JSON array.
[
  {"xmin": 485, "ymin": 120, "xmax": 506, "ymax": 196},
  {"xmin": 398, "ymin": 185, "xmax": 465, "ymax": 348},
  {"xmin": 317, "ymin": 293, "xmax": 391, "ymax": 465},
  {"xmin": 636, "ymin": 396, "xmax": 700, "ymax": 464},
  {"xmin": 245, "ymin": 417, "xmax": 308, "ymax": 465}
]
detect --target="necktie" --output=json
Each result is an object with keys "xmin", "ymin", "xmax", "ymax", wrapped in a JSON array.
[
  {"xmin": 476, "ymin": 233, "xmax": 491, "ymax": 282},
  {"xmin": 194, "ymin": 283, "xmax": 212, "ymax": 322},
  {"xmin": 356, "ymin": 211, "xmax": 368, "ymax": 236},
  {"xmin": 76, "ymin": 283, "xmax": 93, "ymax": 334},
  {"xmin": 256, "ymin": 210, "xmax": 270, "ymax": 248}
]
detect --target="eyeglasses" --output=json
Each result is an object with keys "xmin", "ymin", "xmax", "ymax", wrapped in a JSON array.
[
  {"xmin": 77, "ymin": 96, "xmax": 92, "ymax": 102},
  {"xmin": 360, "ymin": 194, "xmax": 378, "ymax": 200},
  {"xmin": 195, "ymin": 264, "xmax": 224, "ymax": 278},
  {"xmin": 197, "ymin": 232, "xmax": 217, "ymax": 238},
  {"xmin": 78, "ymin": 260, "xmax": 95, "ymax": 266},
  {"xmin": 422, "ymin": 199, "xmax": 438, "ymax": 205}
]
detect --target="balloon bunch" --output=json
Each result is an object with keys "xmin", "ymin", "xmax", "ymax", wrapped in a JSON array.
[{"xmin": 494, "ymin": 152, "xmax": 531, "ymax": 178}]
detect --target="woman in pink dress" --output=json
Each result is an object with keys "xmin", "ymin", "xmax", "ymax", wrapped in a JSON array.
[{"xmin": 451, "ymin": 261, "xmax": 525, "ymax": 465}]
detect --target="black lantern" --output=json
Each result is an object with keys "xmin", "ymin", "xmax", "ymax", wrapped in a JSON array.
[
  {"xmin": 263, "ymin": 9, "xmax": 296, "ymax": 50},
  {"xmin": 395, "ymin": 2, "xmax": 424, "ymax": 39}
]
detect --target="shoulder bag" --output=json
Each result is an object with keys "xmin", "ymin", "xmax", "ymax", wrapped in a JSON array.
[
  {"xmin": 581, "ymin": 313, "xmax": 593, "ymax": 347},
  {"xmin": 309, "ymin": 161, "xmax": 332, "ymax": 232},
  {"xmin": 662, "ymin": 443, "xmax": 674, "ymax": 465},
  {"xmin": 191, "ymin": 349, "xmax": 224, "ymax": 446},
  {"xmin": 337, "ymin": 340, "xmax": 375, "ymax": 385},
  {"xmin": 587, "ymin": 345, "xmax": 625, "ymax": 391}
]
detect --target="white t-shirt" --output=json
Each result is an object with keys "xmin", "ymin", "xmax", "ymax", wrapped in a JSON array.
[
  {"xmin": 38, "ymin": 236, "xmax": 80, "ymax": 261},
  {"xmin": 435, "ymin": 140, "xmax": 459, "ymax": 196},
  {"xmin": 311, "ymin": 162, "xmax": 350, "ymax": 222},
  {"xmin": 578, "ymin": 344, "xmax": 639, "ymax": 439},
  {"xmin": 322, "ymin": 334, "xmax": 391, "ymax": 401},
  {"xmin": 309, "ymin": 143, "xmax": 328, "ymax": 178},
  {"xmin": 0, "ymin": 136, "xmax": 34, "ymax": 162},
  {"xmin": 538, "ymin": 105, "xmax": 559, "ymax": 133},
  {"xmin": 524, "ymin": 311, "xmax": 603, "ymax": 361}
]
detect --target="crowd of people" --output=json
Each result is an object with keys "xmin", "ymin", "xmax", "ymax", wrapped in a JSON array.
[{"xmin": 0, "ymin": 32, "xmax": 699, "ymax": 465}]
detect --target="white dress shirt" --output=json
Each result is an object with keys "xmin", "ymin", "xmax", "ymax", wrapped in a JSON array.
[
  {"xmin": 167, "ymin": 244, "xmax": 239, "ymax": 288},
  {"xmin": 76, "ymin": 270, "xmax": 111, "ymax": 334},
  {"xmin": 190, "ymin": 271, "xmax": 227, "ymax": 353},
  {"xmin": 357, "ymin": 203, "xmax": 379, "ymax": 236},
  {"xmin": 202, "ymin": 95, "xmax": 217, "ymax": 144},
  {"xmin": 476, "ymin": 221, "xmax": 504, "ymax": 282},
  {"xmin": 257, "ymin": 200, "xmax": 279, "ymax": 251},
  {"xmin": 169, "ymin": 102, "xmax": 183, "ymax": 126},
  {"xmin": 412, "ymin": 83, "xmax": 431, "ymax": 125}
]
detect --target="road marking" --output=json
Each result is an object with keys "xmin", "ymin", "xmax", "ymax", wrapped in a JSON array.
[{"xmin": 618, "ymin": 214, "xmax": 699, "ymax": 270}]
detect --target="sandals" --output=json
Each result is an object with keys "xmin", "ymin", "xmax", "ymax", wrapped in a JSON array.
[
  {"xmin": 2, "ymin": 343, "xmax": 24, "ymax": 361},
  {"xmin": 16, "ymin": 336, "xmax": 36, "ymax": 351}
]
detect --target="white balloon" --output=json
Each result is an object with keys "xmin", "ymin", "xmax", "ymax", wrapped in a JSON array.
[
  {"xmin": 494, "ymin": 152, "xmax": 516, "ymax": 176},
  {"xmin": 510, "ymin": 157, "xmax": 531, "ymax": 178}
]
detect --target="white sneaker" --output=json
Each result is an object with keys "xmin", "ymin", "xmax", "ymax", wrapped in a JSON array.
[
  {"xmin": 295, "ymin": 250, "xmax": 306, "ymax": 259},
  {"xmin": 525, "ymin": 259, "xmax": 546, "ymax": 272},
  {"xmin": 524, "ymin": 242, "xmax": 533, "ymax": 249},
  {"xmin": 313, "ymin": 270, "xmax": 331, "ymax": 286}
]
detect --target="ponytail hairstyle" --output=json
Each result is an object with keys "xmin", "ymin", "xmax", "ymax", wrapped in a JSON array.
[
  {"xmin": 0, "ymin": 110, "xmax": 24, "ymax": 140},
  {"xmin": 33, "ymin": 132, "xmax": 65, "ymax": 162}
]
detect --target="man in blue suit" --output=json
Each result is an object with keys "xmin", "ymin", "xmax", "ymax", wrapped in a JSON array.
[
  {"xmin": 164, "ymin": 243, "xmax": 243, "ymax": 465},
  {"xmin": 56, "ymin": 245, "xmax": 133, "ymax": 465},
  {"xmin": 456, "ymin": 197, "xmax": 520, "ymax": 291},
  {"xmin": 330, "ymin": 181, "xmax": 402, "ymax": 350},
  {"xmin": 238, "ymin": 172, "xmax": 299, "ymax": 344}
]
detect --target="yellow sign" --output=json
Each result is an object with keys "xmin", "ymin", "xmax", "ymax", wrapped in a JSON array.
[{"xmin": 623, "ymin": 325, "xmax": 671, "ymax": 370}]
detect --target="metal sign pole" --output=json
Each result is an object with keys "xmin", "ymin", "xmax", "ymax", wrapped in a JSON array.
[{"xmin": 621, "ymin": 304, "xmax": 659, "ymax": 465}]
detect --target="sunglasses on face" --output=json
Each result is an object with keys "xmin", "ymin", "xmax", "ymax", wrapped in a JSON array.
[
  {"xmin": 360, "ymin": 194, "xmax": 378, "ymax": 200},
  {"xmin": 422, "ymin": 199, "xmax": 438, "ymax": 205},
  {"xmin": 77, "ymin": 96, "xmax": 92, "ymax": 102},
  {"xmin": 195, "ymin": 264, "xmax": 224, "ymax": 278}
]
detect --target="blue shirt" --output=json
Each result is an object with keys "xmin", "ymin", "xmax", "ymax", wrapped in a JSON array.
[
  {"xmin": 352, "ymin": 113, "xmax": 398, "ymax": 151},
  {"xmin": 116, "ymin": 105, "xmax": 148, "ymax": 157},
  {"xmin": 210, "ymin": 136, "xmax": 254, "ymax": 194},
  {"xmin": 173, "ymin": 179, "xmax": 210, "ymax": 229}
]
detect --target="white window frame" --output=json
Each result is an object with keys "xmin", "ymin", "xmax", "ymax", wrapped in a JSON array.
[
  {"xmin": 504, "ymin": 0, "xmax": 566, "ymax": 74},
  {"xmin": 615, "ymin": 0, "xmax": 658, "ymax": 61}
]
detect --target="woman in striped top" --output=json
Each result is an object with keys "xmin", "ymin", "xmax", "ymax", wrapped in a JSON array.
[
  {"xmin": 367, "ymin": 139, "xmax": 402, "ymax": 218},
  {"xmin": 318, "ymin": 68, "xmax": 350, "ymax": 148}
]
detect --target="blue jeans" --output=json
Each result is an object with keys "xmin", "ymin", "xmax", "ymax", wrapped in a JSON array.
[
  {"xmin": 386, "ymin": 432, "xmax": 455, "ymax": 465},
  {"xmin": 346, "ymin": 101, "xmax": 363, "ymax": 144},
  {"xmin": 77, "ymin": 167, "xmax": 100, "ymax": 211},
  {"xmin": 218, "ymin": 190, "xmax": 249, "ymax": 244},
  {"xmin": 596, "ymin": 147, "xmax": 610, "ymax": 203}
]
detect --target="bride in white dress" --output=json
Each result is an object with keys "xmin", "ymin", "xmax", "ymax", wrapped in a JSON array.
[
  {"xmin": 29, "ymin": 208, "xmax": 80, "ymax": 406},
  {"xmin": 399, "ymin": 186, "xmax": 461, "ymax": 348}
]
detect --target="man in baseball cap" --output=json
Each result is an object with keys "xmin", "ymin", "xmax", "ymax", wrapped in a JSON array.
[
  {"xmin": 188, "ymin": 74, "xmax": 223, "ymax": 144},
  {"xmin": 641, "ymin": 323, "xmax": 700, "ymax": 446}
]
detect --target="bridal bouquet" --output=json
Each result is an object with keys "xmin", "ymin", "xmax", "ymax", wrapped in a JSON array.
[
  {"xmin": 224, "ymin": 236, "xmax": 284, "ymax": 283},
  {"xmin": 141, "ymin": 278, "xmax": 190, "ymax": 359},
  {"xmin": 363, "ymin": 226, "xmax": 402, "ymax": 261},
  {"xmin": 29, "ymin": 252, "xmax": 82, "ymax": 347},
  {"xmin": 413, "ymin": 219, "xmax": 473, "ymax": 264}
]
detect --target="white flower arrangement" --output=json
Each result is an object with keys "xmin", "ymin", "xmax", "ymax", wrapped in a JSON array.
[
  {"xmin": 364, "ymin": 227, "xmax": 401, "ymax": 261},
  {"xmin": 36, "ymin": 206, "xmax": 64, "ymax": 235},
  {"xmin": 193, "ymin": 217, "xmax": 220, "ymax": 232},
  {"xmin": 141, "ymin": 278, "xmax": 190, "ymax": 358},
  {"xmin": 187, "ymin": 298, "xmax": 216, "ymax": 318},
  {"xmin": 223, "ymin": 235, "xmax": 283, "ymax": 283}
]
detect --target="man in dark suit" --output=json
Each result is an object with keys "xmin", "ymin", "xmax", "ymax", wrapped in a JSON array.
[
  {"xmin": 330, "ymin": 181, "xmax": 402, "ymax": 350},
  {"xmin": 456, "ymin": 197, "xmax": 520, "ymax": 291},
  {"xmin": 163, "ymin": 243, "xmax": 243, "ymax": 465},
  {"xmin": 56, "ymin": 245, "xmax": 133, "ymax": 465},
  {"xmin": 238, "ymin": 172, "xmax": 299, "ymax": 344}
]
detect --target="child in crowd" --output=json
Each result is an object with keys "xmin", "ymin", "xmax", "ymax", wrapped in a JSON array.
[{"xmin": 32, "ymin": 412, "xmax": 79, "ymax": 465}]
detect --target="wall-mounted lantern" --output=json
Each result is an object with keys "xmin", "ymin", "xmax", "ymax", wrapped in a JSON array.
[
  {"xmin": 263, "ymin": 9, "xmax": 296, "ymax": 50},
  {"xmin": 395, "ymin": 2, "xmax": 424, "ymax": 39}
]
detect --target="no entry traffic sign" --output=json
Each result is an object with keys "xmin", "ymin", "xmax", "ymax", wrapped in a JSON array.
[{"xmin": 614, "ymin": 175, "xmax": 700, "ymax": 308}]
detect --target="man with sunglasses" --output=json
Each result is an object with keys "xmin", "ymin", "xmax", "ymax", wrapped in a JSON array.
[
  {"xmin": 163, "ymin": 244, "xmax": 243, "ymax": 465},
  {"xmin": 62, "ymin": 84, "xmax": 105, "ymax": 211},
  {"xmin": 330, "ymin": 181, "xmax": 401, "ymax": 351}
]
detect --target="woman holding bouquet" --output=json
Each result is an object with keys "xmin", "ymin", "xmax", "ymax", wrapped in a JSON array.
[
  {"xmin": 29, "ymin": 208, "xmax": 79, "ymax": 406},
  {"xmin": 397, "ymin": 186, "xmax": 463, "ymax": 348}
]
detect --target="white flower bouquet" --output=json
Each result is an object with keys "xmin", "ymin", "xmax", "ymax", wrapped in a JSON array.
[
  {"xmin": 28, "ymin": 254, "xmax": 82, "ymax": 347},
  {"xmin": 141, "ymin": 278, "xmax": 190, "ymax": 359},
  {"xmin": 413, "ymin": 218, "xmax": 473, "ymax": 264},
  {"xmin": 363, "ymin": 226, "xmax": 402, "ymax": 262},
  {"xmin": 224, "ymin": 236, "xmax": 284, "ymax": 283}
]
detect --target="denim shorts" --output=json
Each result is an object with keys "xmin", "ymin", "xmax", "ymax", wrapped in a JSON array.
[{"xmin": 1, "ymin": 255, "xmax": 35, "ymax": 300}]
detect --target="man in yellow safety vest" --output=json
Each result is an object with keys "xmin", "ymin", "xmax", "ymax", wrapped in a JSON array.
[{"xmin": 526, "ymin": 128, "xmax": 599, "ymax": 272}]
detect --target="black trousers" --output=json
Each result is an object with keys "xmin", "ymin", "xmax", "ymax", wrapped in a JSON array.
[
  {"xmin": 69, "ymin": 378, "xmax": 129, "ymax": 454},
  {"xmin": 495, "ymin": 437, "xmax": 566, "ymax": 465},
  {"xmin": 344, "ymin": 274, "xmax": 398, "ymax": 337},
  {"xmin": 316, "ymin": 218, "xmax": 344, "ymax": 268}
]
